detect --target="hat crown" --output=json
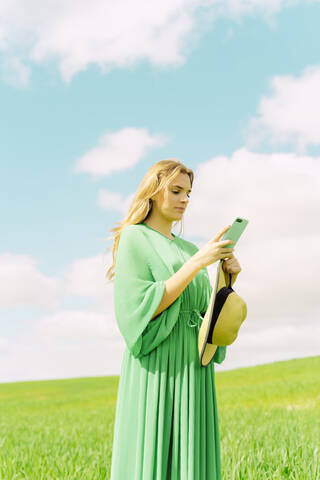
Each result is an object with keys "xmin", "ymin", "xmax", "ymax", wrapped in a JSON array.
[
  {"xmin": 212, "ymin": 290, "xmax": 247, "ymax": 345},
  {"xmin": 198, "ymin": 259, "xmax": 248, "ymax": 367}
]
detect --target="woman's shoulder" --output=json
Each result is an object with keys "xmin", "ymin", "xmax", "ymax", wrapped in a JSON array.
[
  {"xmin": 119, "ymin": 224, "xmax": 149, "ymax": 245},
  {"xmin": 121, "ymin": 224, "xmax": 146, "ymax": 236}
]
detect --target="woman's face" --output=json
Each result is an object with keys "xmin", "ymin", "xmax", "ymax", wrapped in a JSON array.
[{"xmin": 154, "ymin": 173, "xmax": 192, "ymax": 221}]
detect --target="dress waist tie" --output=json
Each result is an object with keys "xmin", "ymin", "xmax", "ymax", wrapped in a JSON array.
[{"xmin": 180, "ymin": 309, "xmax": 205, "ymax": 329}]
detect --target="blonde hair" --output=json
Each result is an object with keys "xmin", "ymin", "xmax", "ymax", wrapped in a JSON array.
[{"xmin": 105, "ymin": 159, "xmax": 194, "ymax": 282}]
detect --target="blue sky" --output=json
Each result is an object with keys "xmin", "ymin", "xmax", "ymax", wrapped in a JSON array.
[{"xmin": 1, "ymin": 0, "xmax": 320, "ymax": 382}]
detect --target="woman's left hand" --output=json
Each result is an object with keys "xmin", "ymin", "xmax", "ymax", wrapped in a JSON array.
[{"xmin": 222, "ymin": 252, "xmax": 242, "ymax": 275}]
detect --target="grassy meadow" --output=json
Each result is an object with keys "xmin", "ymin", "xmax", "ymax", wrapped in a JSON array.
[{"xmin": 0, "ymin": 355, "xmax": 319, "ymax": 479}]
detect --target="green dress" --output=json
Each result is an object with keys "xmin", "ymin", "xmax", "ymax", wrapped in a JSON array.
[{"xmin": 110, "ymin": 222, "xmax": 226, "ymax": 480}]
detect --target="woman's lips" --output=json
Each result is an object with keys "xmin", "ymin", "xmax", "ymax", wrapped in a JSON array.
[{"xmin": 176, "ymin": 207, "xmax": 185, "ymax": 211}]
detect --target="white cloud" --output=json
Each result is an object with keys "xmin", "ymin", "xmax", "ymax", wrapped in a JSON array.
[
  {"xmin": 184, "ymin": 147, "xmax": 320, "ymax": 330},
  {"xmin": 245, "ymin": 65, "xmax": 320, "ymax": 153},
  {"xmin": 0, "ymin": 0, "xmax": 314, "ymax": 85},
  {"xmin": 0, "ymin": 337, "xmax": 9, "ymax": 353},
  {"xmin": 73, "ymin": 127, "xmax": 168, "ymax": 179},
  {"xmin": 63, "ymin": 254, "xmax": 114, "ymax": 304},
  {"xmin": 97, "ymin": 188, "xmax": 134, "ymax": 215},
  {"xmin": 219, "ymin": 321, "xmax": 320, "ymax": 371},
  {"xmin": 0, "ymin": 253, "xmax": 60, "ymax": 308},
  {"xmin": 0, "ymin": 334, "xmax": 124, "ymax": 383},
  {"xmin": 32, "ymin": 309, "xmax": 118, "ymax": 343},
  {"xmin": 0, "ymin": 252, "xmax": 114, "ymax": 310}
]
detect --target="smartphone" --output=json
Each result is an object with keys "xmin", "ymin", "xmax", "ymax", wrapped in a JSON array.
[{"xmin": 221, "ymin": 217, "xmax": 248, "ymax": 248}]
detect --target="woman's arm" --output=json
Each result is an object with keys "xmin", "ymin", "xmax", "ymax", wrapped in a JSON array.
[{"xmin": 151, "ymin": 257, "xmax": 203, "ymax": 320}]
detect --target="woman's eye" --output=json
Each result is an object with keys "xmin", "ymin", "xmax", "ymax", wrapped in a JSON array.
[{"xmin": 172, "ymin": 191, "xmax": 190, "ymax": 198}]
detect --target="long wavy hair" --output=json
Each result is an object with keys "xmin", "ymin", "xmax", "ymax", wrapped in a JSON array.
[{"xmin": 105, "ymin": 159, "xmax": 194, "ymax": 282}]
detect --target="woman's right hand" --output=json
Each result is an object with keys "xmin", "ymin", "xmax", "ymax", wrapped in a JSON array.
[{"xmin": 192, "ymin": 225, "xmax": 235, "ymax": 269}]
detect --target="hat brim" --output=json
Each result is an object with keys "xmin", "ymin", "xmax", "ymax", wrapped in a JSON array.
[{"xmin": 198, "ymin": 260, "xmax": 221, "ymax": 366}]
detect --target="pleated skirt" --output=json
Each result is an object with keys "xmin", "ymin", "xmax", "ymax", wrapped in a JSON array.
[{"xmin": 109, "ymin": 312, "xmax": 223, "ymax": 480}]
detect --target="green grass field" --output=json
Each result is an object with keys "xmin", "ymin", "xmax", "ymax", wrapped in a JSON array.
[{"xmin": 0, "ymin": 355, "xmax": 319, "ymax": 479}]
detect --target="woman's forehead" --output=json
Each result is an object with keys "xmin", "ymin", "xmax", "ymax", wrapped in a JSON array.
[{"xmin": 168, "ymin": 173, "xmax": 192, "ymax": 190}]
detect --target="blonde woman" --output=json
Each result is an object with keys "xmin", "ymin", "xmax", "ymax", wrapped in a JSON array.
[{"xmin": 106, "ymin": 159, "xmax": 241, "ymax": 479}]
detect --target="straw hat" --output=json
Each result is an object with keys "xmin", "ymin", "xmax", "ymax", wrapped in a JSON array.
[{"xmin": 198, "ymin": 259, "xmax": 247, "ymax": 367}]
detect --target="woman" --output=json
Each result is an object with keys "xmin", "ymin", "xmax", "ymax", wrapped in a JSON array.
[{"xmin": 106, "ymin": 159, "xmax": 241, "ymax": 479}]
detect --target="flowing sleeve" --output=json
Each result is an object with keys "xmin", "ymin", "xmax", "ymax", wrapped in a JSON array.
[
  {"xmin": 113, "ymin": 226, "xmax": 182, "ymax": 359},
  {"xmin": 202, "ymin": 267, "xmax": 227, "ymax": 365}
]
